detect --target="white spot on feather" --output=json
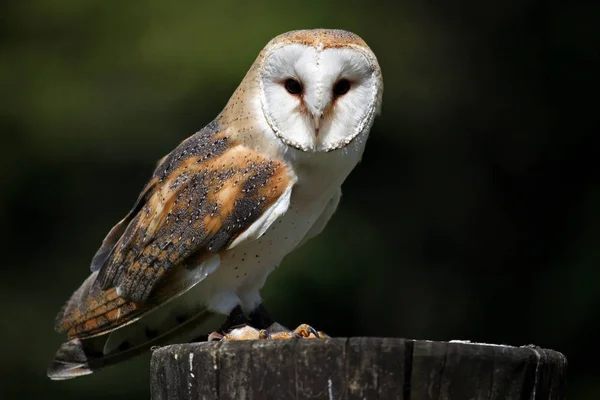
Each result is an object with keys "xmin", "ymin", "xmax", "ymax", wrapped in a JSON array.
[{"xmin": 228, "ymin": 184, "xmax": 293, "ymax": 249}]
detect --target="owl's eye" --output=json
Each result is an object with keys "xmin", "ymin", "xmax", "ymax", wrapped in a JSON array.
[
  {"xmin": 333, "ymin": 79, "xmax": 351, "ymax": 96},
  {"xmin": 284, "ymin": 79, "xmax": 303, "ymax": 95}
]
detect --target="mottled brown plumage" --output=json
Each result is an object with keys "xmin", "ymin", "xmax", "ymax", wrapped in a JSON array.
[
  {"xmin": 48, "ymin": 28, "xmax": 382, "ymax": 380},
  {"xmin": 56, "ymin": 122, "xmax": 293, "ymax": 339}
]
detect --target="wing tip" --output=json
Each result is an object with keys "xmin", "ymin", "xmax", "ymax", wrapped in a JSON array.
[
  {"xmin": 47, "ymin": 360, "xmax": 93, "ymax": 381},
  {"xmin": 47, "ymin": 338, "xmax": 94, "ymax": 381}
]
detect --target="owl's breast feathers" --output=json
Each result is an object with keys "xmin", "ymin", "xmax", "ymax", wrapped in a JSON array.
[{"xmin": 55, "ymin": 121, "xmax": 295, "ymax": 339}]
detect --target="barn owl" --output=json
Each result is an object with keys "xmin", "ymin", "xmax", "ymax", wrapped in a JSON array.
[{"xmin": 48, "ymin": 29, "xmax": 383, "ymax": 380}]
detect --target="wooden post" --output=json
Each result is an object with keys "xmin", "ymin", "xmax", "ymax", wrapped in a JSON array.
[{"xmin": 150, "ymin": 338, "xmax": 566, "ymax": 400}]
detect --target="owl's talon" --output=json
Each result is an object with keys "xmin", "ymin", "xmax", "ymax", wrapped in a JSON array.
[
  {"xmin": 208, "ymin": 331, "xmax": 224, "ymax": 341},
  {"xmin": 258, "ymin": 329, "xmax": 270, "ymax": 339},
  {"xmin": 292, "ymin": 323, "xmax": 323, "ymax": 339}
]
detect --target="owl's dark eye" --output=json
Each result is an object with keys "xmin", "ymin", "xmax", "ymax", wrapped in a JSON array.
[
  {"xmin": 333, "ymin": 79, "xmax": 351, "ymax": 96},
  {"xmin": 284, "ymin": 79, "xmax": 303, "ymax": 95}
]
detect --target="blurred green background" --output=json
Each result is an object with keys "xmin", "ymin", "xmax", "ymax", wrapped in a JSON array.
[{"xmin": 1, "ymin": 0, "xmax": 598, "ymax": 398}]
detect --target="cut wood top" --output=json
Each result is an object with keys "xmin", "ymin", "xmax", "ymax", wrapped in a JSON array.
[{"xmin": 150, "ymin": 338, "xmax": 566, "ymax": 400}]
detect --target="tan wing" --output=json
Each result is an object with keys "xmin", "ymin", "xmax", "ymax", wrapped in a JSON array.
[{"xmin": 55, "ymin": 122, "xmax": 295, "ymax": 339}]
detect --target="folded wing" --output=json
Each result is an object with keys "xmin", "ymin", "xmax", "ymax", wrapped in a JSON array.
[{"xmin": 55, "ymin": 123, "xmax": 295, "ymax": 339}]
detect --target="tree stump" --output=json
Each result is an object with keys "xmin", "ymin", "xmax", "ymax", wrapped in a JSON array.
[{"xmin": 150, "ymin": 338, "xmax": 566, "ymax": 400}]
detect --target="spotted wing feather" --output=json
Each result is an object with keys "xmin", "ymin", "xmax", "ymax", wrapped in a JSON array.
[{"xmin": 55, "ymin": 122, "xmax": 295, "ymax": 338}]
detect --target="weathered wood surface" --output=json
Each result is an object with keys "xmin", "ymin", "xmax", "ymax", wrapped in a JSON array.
[{"xmin": 150, "ymin": 338, "xmax": 566, "ymax": 400}]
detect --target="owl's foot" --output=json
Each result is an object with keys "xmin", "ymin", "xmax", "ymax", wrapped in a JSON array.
[
  {"xmin": 208, "ymin": 325, "xmax": 268, "ymax": 341},
  {"xmin": 265, "ymin": 323, "xmax": 329, "ymax": 339},
  {"xmin": 209, "ymin": 323, "xmax": 328, "ymax": 341},
  {"xmin": 249, "ymin": 303, "xmax": 327, "ymax": 337},
  {"xmin": 207, "ymin": 303, "xmax": 327, "ymax": 341}
]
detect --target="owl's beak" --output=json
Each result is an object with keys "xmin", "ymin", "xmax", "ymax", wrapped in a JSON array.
[{"xmin": 313, "ymin": 114, "xmax": 321, "ymax": 136}]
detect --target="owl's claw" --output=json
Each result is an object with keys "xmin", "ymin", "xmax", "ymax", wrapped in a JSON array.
[
  {"xmin": 292, "ymin": 323, "xmax": 320, "ymax": 338},
  {"xmin": 264, "ymin": 323, "xmax": 328, "ymax": 339},
  {"xmin": 258, "ymin": 329, "xmax": 270, "ymax": 339},
  {"xmin": 207, "ymin": 331, "xmax": 224, "ymax": 341},
  {"xmin": 208, "ymin": 305, "xmax": 328, "ymax": 341}
]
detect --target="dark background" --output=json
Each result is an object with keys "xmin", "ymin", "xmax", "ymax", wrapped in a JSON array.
[{"xmin": 1, "ymin": 0, "xmax": 598, "ymax": 398}]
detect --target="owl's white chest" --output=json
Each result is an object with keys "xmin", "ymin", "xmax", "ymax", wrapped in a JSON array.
[{"xmin": 189, "ymin": 143, "xmax": 364, "ymax": 315}]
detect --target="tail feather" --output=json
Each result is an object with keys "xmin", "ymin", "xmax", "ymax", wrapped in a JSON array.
[
  {"xmin": 48, "ymin": 338, "xmax": 96, "ymax": 380},
  {"xmin": 51, "ymin": 257, "xmax": 225, "ymax": 380}
]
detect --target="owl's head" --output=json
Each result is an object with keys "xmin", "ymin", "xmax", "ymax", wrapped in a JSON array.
[{"xmin": 257, "ymin": 29, "xmax": 383, "ymax": 152}]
